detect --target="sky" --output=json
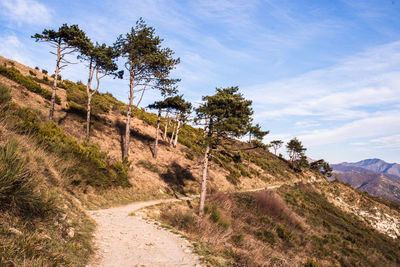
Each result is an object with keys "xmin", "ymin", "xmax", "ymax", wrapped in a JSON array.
[{"xmin": 0, "ymin": 0, "xmax": 399, "ymax": 164}]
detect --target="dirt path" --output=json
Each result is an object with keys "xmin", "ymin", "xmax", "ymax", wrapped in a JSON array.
[
  {"xmin": 88, "ymin": 196, "xmax": 201, "ymax": 267},
  {"xmin": 87, "ymin": 186, "xmax": 278, "ymax": 267}
]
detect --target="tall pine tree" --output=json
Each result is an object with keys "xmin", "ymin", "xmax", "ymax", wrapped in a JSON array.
[
  {"xmin": 196, "ymin": 86, "xmax": 253, "ymax": 216},
  {"xmin": 32, "ymin": 24, "xmax": 89, "ymax": 121},
  {"xmin": 115, "ymin": 18, "xmax": 180, "ymax": 160}
]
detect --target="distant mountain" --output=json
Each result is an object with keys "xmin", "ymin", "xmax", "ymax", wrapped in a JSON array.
[
  {"xmin": 335, "ymin": 159, "xmax": 400, "ymax": 183},
  {"xmin": 332, "ymin": 159, "xmax": 400, "ymax": 203}
]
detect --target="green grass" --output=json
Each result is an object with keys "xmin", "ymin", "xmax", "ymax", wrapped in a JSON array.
[
  {"xmin": 0, "ymin": 65, "xmax": 61, "ymax": 104},
  {"xmin": 0, "ymin": 139, "xmax": 95, "ymax": 266},
  {"xmin": 1, "ymin": 96, "xmax": 130, "ymax": 189}
]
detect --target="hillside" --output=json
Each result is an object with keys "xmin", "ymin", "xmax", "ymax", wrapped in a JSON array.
[
  {"xmin": 1, "ymin": 56, "xmax": 399, "ymax": 266},
  {"xmin": 332, "ymin": 160, "xmax": 400, "ymax": 204},
  {"xmin": 334, "ymin": 159, "xmax": 400, "ymax": 183}
]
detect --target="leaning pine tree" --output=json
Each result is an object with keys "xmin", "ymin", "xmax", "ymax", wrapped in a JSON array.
[
  {"xmin": 196, "ymin": 86, "xmax": 253, "ymax": 216},
  {"xmin": 115, "ymin": 18, "xmax": 180, "ymax": 160},
  {"xmin": 32, "ymin": 24, "xmax": 89, "ymax": 121},
  {"xmin": 79, "ymin": 42, "xmax": 121, "ymax": 140}
]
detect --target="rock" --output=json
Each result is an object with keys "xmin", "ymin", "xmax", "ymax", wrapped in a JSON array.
[
  {"xmin": 67, "ymin": 228, "xmax": 75, "ymax": 238},
  {"xmin": 9, "ymin": 227, "xmax": 22, "ymax": 235}
]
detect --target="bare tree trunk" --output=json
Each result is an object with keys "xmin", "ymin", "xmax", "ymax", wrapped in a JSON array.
[
  {"xmin": 85, "ymin": 60, "xmax": 94, "ymax": 141},
  {"xmin": 199, "ymin": 143, "xmax": 210, "ymax": 217},
  {"xmin": 154, "ymin": 107, "xmax": 162, "ymax": 158},
  {"xmin": 173, "ymin": 114, "xmax": 181, "ymax": 148},
  {"xmin": 163, "ymin": 111, "xmax": 169, "ymax": 141},
  {"xmin": 136, "ymin": 88, "xmax": 145, "ymax": 108},
  {"xmin": 247, "ymin": 134, "xmax": 251, "ymax": 171},
  {"xmin": 86, "ymin": 94, "xmax": 92, "ymax": 140},
  {"xmin": 123, "ymin": 71, "xmax": 134, "ymax": 160},
  {"xmin": 169, "ymin": 115, "xmax": 177, "ymax": 146},
  {"xmin": 49, "ymin": 41, "xmax": 61, "ymax": 121},
  {"xmin": 169, "ymin": 122, "xmax": 176, "ymax": 145}
]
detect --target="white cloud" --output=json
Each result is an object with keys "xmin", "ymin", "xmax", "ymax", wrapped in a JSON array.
[
  {"xmin": 0, "ymin": 34, "xmax": 32, "ymax": 65},
  {"xmin": 299, "ymin": 111, "xmax": 400, "ymax": 146},
  {"xmin": 246, "ymin": 40, "xmax": 400, "ymax": 121},
  {"xmin": 0, "ymin": 0, "xmax": 51, "ymax": 25}
]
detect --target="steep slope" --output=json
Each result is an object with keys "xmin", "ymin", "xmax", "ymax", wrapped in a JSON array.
[
  {"xmin": 0, "ymin": 56, "xmax": 309, "ymax": 208},
  {"xmin": 1, "ymin": 56, "xmax": 400, "ymax": 266},
  {"xmin": 141, "ymin": 181, "xmax": 400, "ymax": 266}
]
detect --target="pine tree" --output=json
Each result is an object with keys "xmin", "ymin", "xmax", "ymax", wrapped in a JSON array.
[
  {"xmin": 115, "ymin": 18, "xmax": 180, "ymax": 160},
  {"xmin": 79, "ymin": 42, "xmax": 122, "ymax": 140},
  {"xmin": 270, "ymin": 140, "xmax": 284, "ymax": 155},
  {"xmin": 32, "ymin": 24, "xmax": 89, "ymax": 121},
  {"xmin": 196, "ymin": 86, "xmax": 253, "ymax": 216},
  {"xmin": 286, "ymin": 138, "xmax": 306, "ymax": 164}
]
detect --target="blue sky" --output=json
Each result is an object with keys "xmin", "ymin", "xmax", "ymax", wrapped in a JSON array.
[{"xmin": 1, "ymin": 0, "xmax": 400, "ymax": 163}]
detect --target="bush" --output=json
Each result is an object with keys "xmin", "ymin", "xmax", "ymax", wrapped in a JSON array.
[
  {"xmin": 0, "ymin": 83, "xmax": 12, "ymax": 104},
  {"xmin": 256, "ymin": 229, "xmax": 276, "ymax": 245},
  {"xmin": 29, "ymin": 70, "xmax": 36, "ymax": 76},
  {"xmin": 0, "ymin": 65, "xmax": 60, "ymax": 104},
  {"xmin": 34, "ymin": 66, "xmax": 39, "ymax": 70},
  {"xmin": 0, "ymin": 140, "xmax": 57, "ymax": 218},
  {"xmin": 305, "ymin": 259, "xmax": 319, "ymax": 267},
  {"xmin": 42, "ymin": 76, "xmax": 49, "ymax": 82},
  {"xmin": 210, "ymin": 204, "xmax": 230, "ymax": 229},
  {"xmin": 41, "ymin": 69, "xmax": 48, "ymax": 75},
  {"xmin": 185, "ymin": 152, "xmax": 194, "ymax": 160}
]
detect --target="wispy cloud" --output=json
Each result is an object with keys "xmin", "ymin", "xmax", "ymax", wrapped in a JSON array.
[
  {"xmin": 0, "ymin": 0, "xmax": 52, "ymax": 25},
  {"xmin": 299, "ymin": 111, "xmax": 400, "ymax": 146},
  {"xmin": 0, "ymin": 34, "xmax": 32, "ymax": 65},
  {"xmin": 246, "ymin": 40, "xmax": 400, "ymax": 121}
]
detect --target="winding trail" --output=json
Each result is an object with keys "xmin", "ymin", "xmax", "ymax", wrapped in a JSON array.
[{"xmin": 87, "ymin": 186, "xmax": 278, "ymax": 267}]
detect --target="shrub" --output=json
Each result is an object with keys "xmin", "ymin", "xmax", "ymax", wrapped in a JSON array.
[
  {"xmin": 42, "ymin": 76, "xmax": 49, "ymax": 82},
  {"xmin": 41, "ymin": 69, "xmax": 48, "ymax": 75},
  {"xmin": 34, "ymin": 66, "xmax": 39, "ymax": 70},
  {"xmin": 185, "ymin": 152, "xmax": 194, "ymax": 160},
  {"xmin": 256, "ymin": 229, "xmax": 276, "ymax": 245},
  {"xmin": 0, "ymin": 83, "xmax": 12, "ymax": 104},
  {"xmin": 305, "ymin": 259, "xmax": 319, "ymax": 267},
  {"xmin": 210, "ymin": 204, "xmax": 230, "ymax": 229},
  {"xmin": 253, "ymin": 191, "xmax": 302, "ymax": 229},
  {"xmin": 0, "ymin": 140, "xmax": 57, "ymax": 218},
  {"xmin": 29, "ymin": 70, "xmax": 36, "ymax": 76},
  {"xmin": 0, "ymin": 65, "xmax": 60, "ymax": 104}
]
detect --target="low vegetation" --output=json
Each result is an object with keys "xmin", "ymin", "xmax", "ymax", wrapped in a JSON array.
[
  {"xmin": 0, "ymin": 64, "xmax": 61, "ymax": 104},
  {"xmin": 149, "ymin": 184, "xmax": 400, "ymax": 266}
]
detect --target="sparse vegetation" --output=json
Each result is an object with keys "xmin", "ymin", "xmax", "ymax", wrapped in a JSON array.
[
  {"xmin": 0, "ymin": 65, "xmax": 61, "ymax": 104},
  {"xmin": 145, "ymin": 183, "xmax": 400, "ymax": 266}
]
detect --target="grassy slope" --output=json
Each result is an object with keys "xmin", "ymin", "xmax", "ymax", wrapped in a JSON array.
[
  {"xmin": 2, "ymin": 56, "xmax": 399, "ymax": 266},
  {"xmin": 0, "ymin": 101, "xmax": 95, "ymax": 265},
  {"xmin": 144, "ymin": 183, "xmax": 400, "ymax": 266},
  {"xmin": 0, "ymin": 56, "xmax": 309, "ymax": 209}
]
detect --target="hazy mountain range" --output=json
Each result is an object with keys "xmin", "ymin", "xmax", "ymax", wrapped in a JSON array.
[{"xmin": 331, "ymin": 159, "xmax": 400, "ymax": 204}]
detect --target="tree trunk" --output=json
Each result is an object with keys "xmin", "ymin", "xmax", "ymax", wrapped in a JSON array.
[
  {"xmin": 49, "ymin": 41, "xmax": 61, "ymax": 121},
  {"xmin": 86, "ymin": 93, "xmax": 92, "ymax": 141},
  {"xmin": 173, "ymin": 114, "xmax": 181, "ymax": 148},
  {"xmin": 274, "ymin": 147, "xmax": 277, "ymax": 155},
  {"xmin": 199, "ymin": 143, "xmax": 210, "ymax": 217},
  {"xmin": 123, "ymin": 71, "xmax": 134, "ymax": 160},
  {"xmin": 163, "ymin": 111, "xmax": 169, "ymax": 141},
  {"xmin": 154, "ymin": 108, "xmax": 162, "ymax": 158},
  {"xmin": 169, "ymin": 117, "xmax": 177, "ymax": 146},
  {"xmin": 247, "ymin": 134, "xmax": 251, "ymax": 171},
  {"xmin": 85, "ymin": 60, "xmax": 93, "ymax": 141}
]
